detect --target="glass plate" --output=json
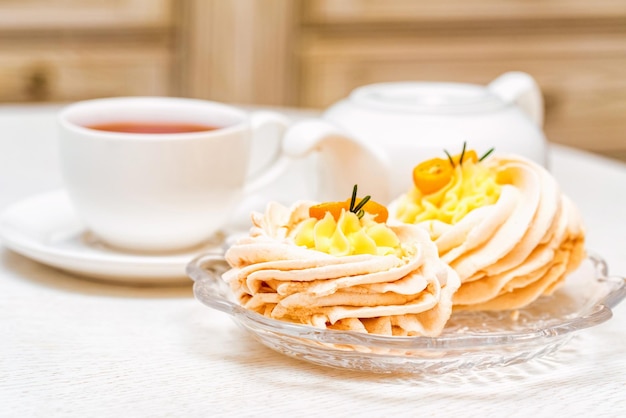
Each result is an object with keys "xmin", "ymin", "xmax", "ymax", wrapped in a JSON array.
[{"xmin": 187, "ymin": 253, "xmax": 625, "ymax": 375}]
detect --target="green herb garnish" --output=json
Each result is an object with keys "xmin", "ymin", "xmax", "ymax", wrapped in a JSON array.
[
  {"xmin": 479, "ymin": 147, "xmax": 495, "ymax": 161},
  {"xmin": 349, "ymin": 184, "xmax": 371, "ymax": 219},
  {"xmin": 444, "ymin": 150, "xmax": 455, "ymax": 168},
  {"xmin": 443, "ymin": 142, "xmax": 494, "ymax": 166},
  {"xmin": 459, "ymin": 142, "xmax": 467, "ymax": 165}
]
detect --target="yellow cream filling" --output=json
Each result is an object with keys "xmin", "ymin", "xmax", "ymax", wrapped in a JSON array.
[
  {"xmin": 396, "ymin": 161, "xmax": 501, "ymax": 225},
  {"xmin": 294, "ymin": 210, "xmax": 402, "ymax": 256}
]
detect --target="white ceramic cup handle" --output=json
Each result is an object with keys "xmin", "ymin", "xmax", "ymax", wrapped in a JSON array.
[
  {"xmin": 243, "ymin": 111, "xmax": 290, "ymax": 194},
  {"xmin": 488, "ymin": 71, "xmax": 544, "ymax": 127}
]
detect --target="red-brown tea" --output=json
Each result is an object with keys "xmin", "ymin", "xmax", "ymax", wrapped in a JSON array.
[{"xmin": 86, "ymin": 122, "xmax": 219, "ymax": 134}]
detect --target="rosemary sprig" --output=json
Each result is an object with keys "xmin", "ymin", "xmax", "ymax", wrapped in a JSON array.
[
  {"xmin": 444, "ymin": 142, "xmax": 493, "ymax": 165},
  {"xmin": 444, "ymin": 150, "xmax": 455, "ymax": 168},
  {"xmin": 352, "ymin": 195, "xmax": 371, "ymax": 213},
  {"xmin": 349, "ymin": 184, "xmax": 358, "ymax": 212},
  {"xmin": 479, "ymin": 147, "xmax": 495, "ymax": 161},
  {"xmin": 459, "ymin": 142, "xmax": 467, "ymax": 165},
  {"xmin": 349, "ymin": 185, "xmax": 370, "ymax": 219}
]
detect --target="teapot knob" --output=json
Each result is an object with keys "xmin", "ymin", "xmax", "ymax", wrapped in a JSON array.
[{"xmin": 488, "ymin": 72, "xmax": 544, "ymax": 127}]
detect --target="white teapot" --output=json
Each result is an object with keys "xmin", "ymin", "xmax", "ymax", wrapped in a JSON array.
[{"xmin": 282, "ymin": 72, "xmax": 547, "ymax": 203}]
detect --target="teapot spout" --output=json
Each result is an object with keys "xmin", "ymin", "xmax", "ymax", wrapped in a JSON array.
[{"xmin": 283, "ymin": 120, "xmax": 392, "ymax": 203}]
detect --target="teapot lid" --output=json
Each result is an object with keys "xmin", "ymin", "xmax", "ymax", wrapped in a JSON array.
[{"xmin": 349, "ymin": 82, "xmax": 505, "ymax": 114}]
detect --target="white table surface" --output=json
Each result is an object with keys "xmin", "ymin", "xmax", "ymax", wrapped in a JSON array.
[{"xmin": 1, "ymin": 104, "xmax": 625, "ymax": 417}]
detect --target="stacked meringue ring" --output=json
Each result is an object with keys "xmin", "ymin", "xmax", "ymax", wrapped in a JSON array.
[
  {"xmin": 224, "ymin": 201, "xmax": 461, "ymax": 337},
  {"xmin": 392, "ymin": 153, "xmax": 586, "ymax": 311}
]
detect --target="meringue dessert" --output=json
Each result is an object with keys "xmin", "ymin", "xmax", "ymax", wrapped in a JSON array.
[
  {"xmin": 392, "ymin": 146, "xmax": 586, "ymax": 311},
  {"xmin": 224, "ymin": 187, "xmax": 461, "ymax": 337}
]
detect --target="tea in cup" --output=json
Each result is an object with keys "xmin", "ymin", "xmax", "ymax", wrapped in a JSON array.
[{"xmin": 57, "ymin": 97, "xmax": 288, "ymax": 252}]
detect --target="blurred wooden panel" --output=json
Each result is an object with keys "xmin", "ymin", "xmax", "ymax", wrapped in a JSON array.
[
  {"xmin": 0, "ymin": 0, "xmax": 175, "ymax": 104},
  {"xmin": 304, "ymin": 0, "xmax": 626, "ymax": 23},
  {"xmin": 299, "ymin": 32, "xmax": 626, "ymax": 152},
  {"xmin": 176, "ymin": 0, "xmax": 298, "ymax": 106},
  {"xmin": 0, "ymin": 0, "xmax": 173, "ymax": 30},
  {"xmin": 0, "ymin": 41, "xmax": 172, "ymax": 102}
]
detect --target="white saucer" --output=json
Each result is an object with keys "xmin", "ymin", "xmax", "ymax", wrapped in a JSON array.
[{"xmin": 0, "ymin": 190, "xmax": 226, "ymax": 284}]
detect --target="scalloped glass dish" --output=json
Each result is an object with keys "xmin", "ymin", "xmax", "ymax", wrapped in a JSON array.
[{"xmin": 188, "ymin": 253, "xmax": 625, "ymax": 375}]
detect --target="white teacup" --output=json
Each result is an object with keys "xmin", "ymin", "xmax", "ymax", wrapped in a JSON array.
[{"xmin": 57, "ymin": 97, "xmax": 288, "ymax": 252}]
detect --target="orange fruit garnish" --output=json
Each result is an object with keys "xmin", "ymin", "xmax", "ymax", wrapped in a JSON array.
[
  {"xmin": 412, "ymin": 158, "xmax": 454, "ymax": 195},
  {"xmin": 412, "ymin": 146, "xmax": 482, "ymax": 195},
  {"xmin": 309, "ymin": 201, "xmax": 349, "ymax": 222},
  {"xmin": 348, "ymin": 197, "xmax": 389, "ymax": 223},
  {"xmin": 309, "ymin": 186, "xmax": 389, "ymax": 223}
]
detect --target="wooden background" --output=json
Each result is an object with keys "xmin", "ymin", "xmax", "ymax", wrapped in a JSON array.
[{"xmin": 0, "ymin": 0, "xmax": 624, "ymax": 160}]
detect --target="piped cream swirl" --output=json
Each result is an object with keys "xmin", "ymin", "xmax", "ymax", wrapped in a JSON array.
[{"xmin": 224, "ymin": 201, "xmax": 461, "ymax": 337}]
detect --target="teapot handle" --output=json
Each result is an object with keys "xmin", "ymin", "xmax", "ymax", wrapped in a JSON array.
[
  {"xmin": 488, "ymin": 72, "xmax": 544, "ymax": 127},
  {"xmin": 282, "ymin": 119, "xmax": 392, "ymax": 203}
]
